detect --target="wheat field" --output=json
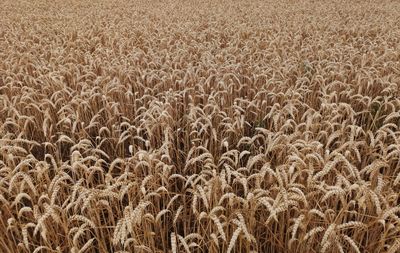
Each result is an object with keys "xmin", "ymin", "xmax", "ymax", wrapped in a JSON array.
[{"xmin": 1, "ymin": 0, "xmax": 400, "ymax": 252}]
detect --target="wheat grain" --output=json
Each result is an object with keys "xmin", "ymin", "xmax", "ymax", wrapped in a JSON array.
[{"xmin": 227, "ymin": 227, "xmax": 242, "ymax": 253}]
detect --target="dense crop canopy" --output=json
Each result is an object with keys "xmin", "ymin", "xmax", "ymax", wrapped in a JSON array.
[{"xmin": 1, "ymin": 0, "xmax": 400, "ymax": 252}]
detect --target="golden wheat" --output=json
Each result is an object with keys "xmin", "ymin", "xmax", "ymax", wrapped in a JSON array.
[{"xmin": 1, "ymin": 0, "xmax": 400, "ymax": 252}]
